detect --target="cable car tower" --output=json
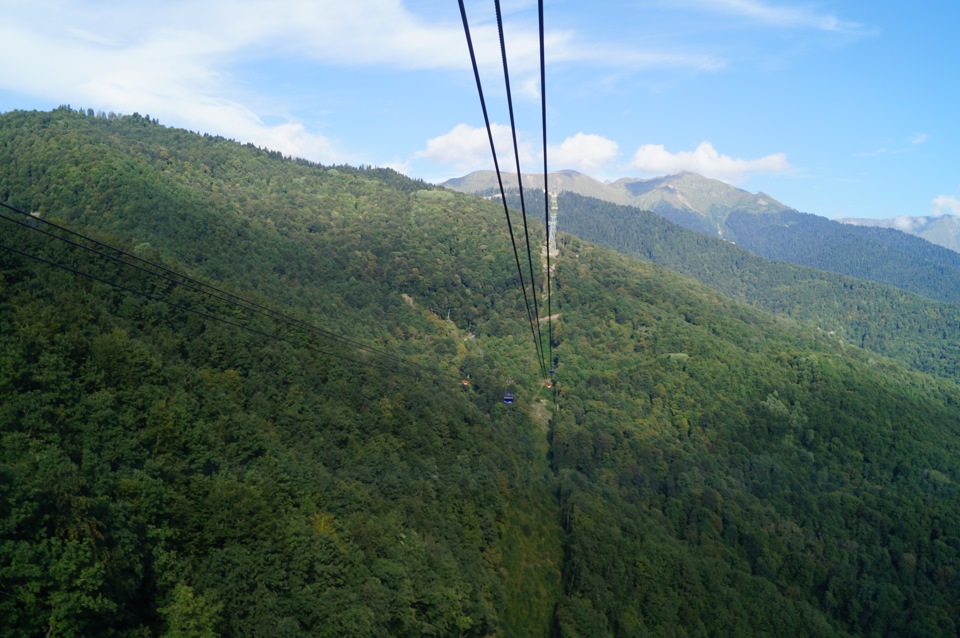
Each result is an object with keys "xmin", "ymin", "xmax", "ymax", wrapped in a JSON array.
[{"xmin": 547, "ymin": 191, "xmax": 558, "ymax": 257}]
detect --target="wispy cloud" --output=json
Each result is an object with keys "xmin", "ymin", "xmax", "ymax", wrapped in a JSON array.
[
  {"xmin": 0, "ymin": 0, "xmax": 353, "ymax": 161},
  {"xmin": 687, "ymin": 0, "xmax": 864, "ymax": 33},
  {"xmin": 891, "ymin": 216, "xmax": 925, "ymax": 231},
  {"xmin": 629, "ymin": 141, "xmax": 790, "ymax": 184},
  {"xmin": 932, "ymin": 195, "xmax": 960, "ymax": 216},
  {"xmin": 855, "ymin": 134, "xmax": 930, "ymax": 158},
  {"xmin": 459, "ymin": 5, "xmax": 725, "ymax": 74},
  {"xmin": 0, "ymin": 0, "xmax": 731, "ymax": 164}
]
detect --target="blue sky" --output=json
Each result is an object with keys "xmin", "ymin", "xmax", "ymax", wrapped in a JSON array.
[{"xmin": 1, "ymin": 0, "xmax": 957, "ymax": 220}]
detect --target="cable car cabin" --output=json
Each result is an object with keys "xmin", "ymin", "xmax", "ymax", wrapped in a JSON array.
[{"xmin": 503, "ymin": 393, "xmax": 515, "ymax": 405}]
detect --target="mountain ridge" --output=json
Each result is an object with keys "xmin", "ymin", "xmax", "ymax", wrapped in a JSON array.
[
  {"xmin": 549, "ymin": 190, "xmax": 960, "ymax": 380},
  {"xmin": 839, "ymin": 213, "xmax": 960, "ymax": 252},
  {"xmin": 452, "ymin": 169, "xmax": 960, "ymax": 300},
  {"xmin": 443, "ymin": 169, "xmax": 792, "ymax": 236}
]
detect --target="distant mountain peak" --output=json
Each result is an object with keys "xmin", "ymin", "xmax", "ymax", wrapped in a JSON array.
[{"xmin": 442, "ymin": 169, "xmax": 792, "ymax": 235}]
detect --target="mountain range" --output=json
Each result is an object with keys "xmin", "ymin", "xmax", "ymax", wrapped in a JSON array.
[
  {"xmin": 3, "ymin": 107, "xmax": 960, "ymax": 636},
  {"xmin": 838, "ymin": 214, "xmax": 960, "ymax": 252},
  {"xmin": 443, "ymin": 169, "xmax": 791, "ymax": 239},
  {"xmin": 446, "ymin": 170, "xmax": 960, "ymax": 304}
]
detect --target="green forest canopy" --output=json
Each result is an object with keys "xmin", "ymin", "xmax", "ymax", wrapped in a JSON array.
[
  {"xmin": 1, "ymin": 107, "xmax": 959, "ymax": 636},
  {"xmin": 549, "ymin": 190, "xmax": 960, "ymax": 382}
]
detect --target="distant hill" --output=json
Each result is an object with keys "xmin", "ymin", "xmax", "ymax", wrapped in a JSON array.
[
  {"xmin": 725, "ymin": 208, "xmax": 960, "ymax": 303},
  {"xmin": 839, "ymin": 214, "xmax": 960, "ymax": 253},
  {"xmin": 451, "ymin": 170, "xmax": 960, "ymax": 304},
  {"xmin": 549, "ymin": 190, "xmax": 960, "ymax": 380},
  {"xmin": 610, "ymin": 172, "xmax": 790, "ymax": 238},
  {"xmin": 443, "ymin": 169, "xmax": 791, "ymax": 238},
  {"xmin": 443, "ymin": 169, "xmax": 622, "ymax": 204}
]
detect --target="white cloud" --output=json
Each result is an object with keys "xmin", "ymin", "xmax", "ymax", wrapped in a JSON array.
[
  {"xmin": 255, "ymin": 0, "xmax": 471, "ymax": 69},
  {"xmin": 0, "ymin": 7, "xmax": 344, "ymax": 163},
  {"xmin": 0, "ymin": 1, "xmax": 424, "ymax": 163},
  {"xmin": 931, "ymin": 195, "xmax": 960, "ymax": 216},
  {"xmin": 549, "ymin": 133, "xmax": 620, "ymax": 174},
  {"xmin": 381, "ymin": 158, "xmax": 412, "ymax": 176},
  {"xmin": 892, "ymin": 215, "xmax": 924, "ymax": 231},
  {"xmin": 910, "ymin": 133, "xmax": 929, "ymax": 145},
  {"xmin": 0, "ymin": 0, "xmax": 725, "ymax": 167},
  {"xmin": 629, "ymin": 141, "xmax": 789, "ymax": 184},
  {"xmin": 448, "ymin": 13, "xmax": 722, "ymax": 76},
  {"xmin": 253, "ymin": 120, "xmax": 340, "ymax": 163},
  {"xmin": 416, "ymin": 123, "xmax": 534, "ymax": 174},
  {"xmin": 0, "ymin": 0, "xmax": 726, "ymax": 97}
]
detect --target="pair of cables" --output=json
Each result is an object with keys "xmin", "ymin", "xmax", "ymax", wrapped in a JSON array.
[
  {"xmin": 0, "ymin": 200, "xmax": 444, "ymax": 381},
  {"xmin": 458, "ymin": 0, "xmax": 554, "ymax": 383}
]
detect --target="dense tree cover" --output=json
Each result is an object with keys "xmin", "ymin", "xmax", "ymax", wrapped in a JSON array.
[
  {"xmin": 553, "ymin": 191, "xmax": 960, "ymax": 381},
  {"xmin": 3, "ymin": 108, "xmax": 960, "ymax": 636},
  {"xmin": 547, "ymin": 240, "xmax": 960, "ymax": 636},
  {"xmin": 643, "ymin": 200, "xmax": 719, "ymax": 238},
  {"xmin": 0, "ymin": 107, "xmax": 562, "ymax": 636},
  {"xmin": 0, "ymin": 240, "xmax": 549, "ymax": 636},
  {"xmin": 726, "ymin": 209, "xmax": 960, "ymax": 303}
]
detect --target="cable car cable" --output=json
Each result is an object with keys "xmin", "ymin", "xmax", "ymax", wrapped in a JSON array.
[
  {"xmin": 0, "ymin": 240, "xmax": 423, "ymax": 378},
  {"xmin": 492, "ymin": 0, "xmax": 548, "ymax": 379},
  {"xmin": 0, "ymin": 201, "xmax": 394, "ymax": 358},
  {"xmin": 0, "ymin": 209, "xmax": 428, "ymax": 375},
  {"xmin": 538, "ymin": 0, "xmax": 554, "ymax": 379},
  {"xmin": 0, "ymin": 202, "xmax": 434, "ymax": 376},
  {"xmin": 458, "ymin": 0, "xmax": 547, "ymax": 380}
]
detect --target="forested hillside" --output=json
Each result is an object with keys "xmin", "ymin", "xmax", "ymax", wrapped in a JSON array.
[
  {"xmin": 554, "ymin": 191, "xmax": 960, "ymax": 381},
  {"xmin": 839, "ymin": 214, "xmax": 960, "ymax": 253},
  {"xmin": 0, "ymin": 107, "xmax": 563, "ymax": 637},
  {"xmin": 725, "ymin": 208, "xmax": 960, "ymax": 302},
  {"xmin": 474, "ymin": 174, "xmax": 960, "ymax": 303},
  {"xmin": 3, "ymin": 108, "xmax": 960, "ymax": 636}
]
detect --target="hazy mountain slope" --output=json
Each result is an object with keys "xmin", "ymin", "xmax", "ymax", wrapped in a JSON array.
[
  {"xmin": 443, "ymin": 169, "xmax": 791, "ymax": 238},
  {"xmin": 552, "ymin": 191, "xmax": 960, "ymax": 381},
  {"xmin": 612, "ymin": 171, "xmax": 789, "ymax": 238},
  {"xmin": 726, "ymin": 209, "xmax": 960, "ymax": 302},
  {"xmin": 442, "ymin": 168, "xmax": 626, "ymax": 204},
  {"xmin": 839, "ymin": 214, "xmax": 960, "ymax": 253},
  {"xmin": 3, "ymin": 108, "xmax": 960, "ymax": 636}
]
